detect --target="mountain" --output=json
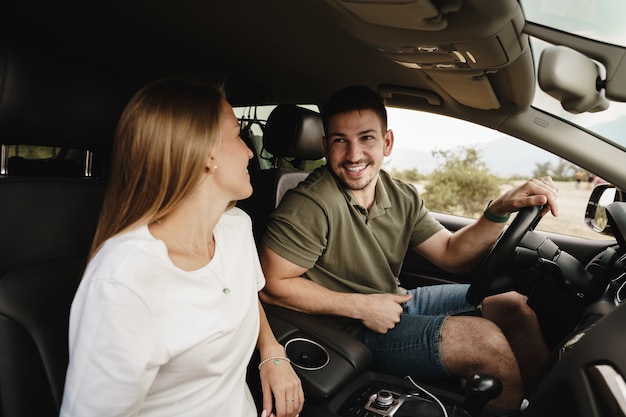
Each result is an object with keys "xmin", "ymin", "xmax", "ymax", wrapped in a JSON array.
[{"xmin": 385, "ymin": 137, "xmax": 561, "ymax": 178}]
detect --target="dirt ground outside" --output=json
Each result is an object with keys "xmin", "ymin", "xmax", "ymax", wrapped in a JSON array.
[
  {"xmin": 530, "ymin": 180, "xmax": 613, "ymax": 240},
  {"xmin": 414, "ymin": 180, "xmax": 614, "ymax": 241}
]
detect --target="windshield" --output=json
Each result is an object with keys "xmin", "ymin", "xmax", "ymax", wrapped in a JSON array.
[
  {"xmin": 522, "ymin": 0, "xmax": 626, "ymax": 46},
  {"xmin": 521, "ymin": 0, "xmax": 626, "ymax": 149}
]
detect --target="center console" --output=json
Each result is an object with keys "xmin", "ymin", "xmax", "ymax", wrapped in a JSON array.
[{"xmin": 262, "ymin": 304, "xmax": 505, "ymax": 417}]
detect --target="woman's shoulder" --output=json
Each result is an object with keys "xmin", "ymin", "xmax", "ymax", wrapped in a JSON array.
[
  {"xmin": 88, "ymin": 225, "xmax": 165, "ymax": 277},
  {"xmin": 100, "ymin": 225, "xmax": 157, "ymax": 254}
]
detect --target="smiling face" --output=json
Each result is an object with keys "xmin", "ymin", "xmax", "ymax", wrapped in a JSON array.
[
  {"xmin": 323, "ymin": 109, "xmax": 394, "ymax": 208},
  {"xmin": 211, "ymin": 99, "xmax": 254, "ymax": 202}
]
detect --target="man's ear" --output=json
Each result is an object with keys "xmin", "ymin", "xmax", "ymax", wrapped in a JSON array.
[{"xmin": 383, "ymin": 130, "xmax": 395, "ymax": 157}]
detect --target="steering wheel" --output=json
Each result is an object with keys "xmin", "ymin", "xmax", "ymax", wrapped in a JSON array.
[{"xmin": 466, "ymin": 205, "xmax": 544, "ymax": 306}]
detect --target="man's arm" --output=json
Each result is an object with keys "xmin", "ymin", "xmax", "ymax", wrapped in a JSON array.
[
  {"xmin": 415, "ymin": 177, "xmax": 559, "ymax": 274},
  {"xmin": 259, "ymin": 244, "xmax": 412, "ymax": 334}
]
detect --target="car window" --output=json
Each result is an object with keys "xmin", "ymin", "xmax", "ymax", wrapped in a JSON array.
[
  {"xmin": 3, "ymin": 144, "xmax": 86, "ymax": 177},
  {"xmin": 522, "ymin": 0, "xmax": 626, "ymax": 47},
  {"xmin": 237, "ymin": 104, "xmax": 614, "ymax": 240},
  {"xmin": 7, "ymin": 145, "xmax": 60, "ymax": 159},
  {"xmin": 386, "ymin": 107, "xmax": 614, "ymax": 240}
]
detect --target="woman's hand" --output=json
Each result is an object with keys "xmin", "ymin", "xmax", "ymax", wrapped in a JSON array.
[
  {"xmin": 259, "ymin": 356, "xmax": 303, "ymax": 417},
  {"xmin": 257, "ymin": 300, "xmax": 304, "ymax": 417}
]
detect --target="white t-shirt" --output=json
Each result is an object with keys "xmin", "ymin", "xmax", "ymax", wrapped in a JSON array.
[{"xmin": 60, "ymin": 208, "xmax": 264, "ymax": 417}]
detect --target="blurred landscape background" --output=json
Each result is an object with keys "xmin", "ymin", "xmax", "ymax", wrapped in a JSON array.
[{"xmin": 385, "ymin": 144, "xmax": 612, "ymax": 240}]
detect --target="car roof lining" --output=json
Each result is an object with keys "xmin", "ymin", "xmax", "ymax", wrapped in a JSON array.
[
  {"xmin": 0, "ymin": 0, "xmax": 596, "ymax": 161},
  {"xmin": 2, "ymin": 0, "xmax": 533, "ymax": 105}
]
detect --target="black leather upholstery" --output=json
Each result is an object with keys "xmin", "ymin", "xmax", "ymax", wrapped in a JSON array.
[
  {"xmin": 238, "ymin": 104, "xmax": 325, "ymax": 243},
  {"xmin": 0, "ymin": 178, "xmax": 106, "ymax": 417},
  {"xmin": 0, "ymin": 178, "xmax": 106, "ymax": 276},
  {"xmin": 0, "ymin": 258, "xmax": 85, "ymax": 417},
  {"xmin": 0, "ymin": 47, "xmax": 126, "ymax": 152},
  {"xmin": 262, "ymin": 104, "xmax": 324, "ymax": 167}
]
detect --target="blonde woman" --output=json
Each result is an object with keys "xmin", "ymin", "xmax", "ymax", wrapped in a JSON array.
[{"xmin": 60, "ymin": 78, "xmax": 303, "ymax": 417}]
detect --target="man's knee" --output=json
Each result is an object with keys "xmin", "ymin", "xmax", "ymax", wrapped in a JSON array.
[
  {"xmin": 441, "ymin": 316, "xmax": 518, "ymax": 371},
  {"xmin": 441, "ymin": 316, "xmax": 524, "ymax": 409},
  {"xmin": 482, "ymin": 292, "xmax": 536, "ymax": 329}
]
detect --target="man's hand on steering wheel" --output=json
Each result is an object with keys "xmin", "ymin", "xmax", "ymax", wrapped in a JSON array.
[
  {"xmin": 466, "ymin": 177, "xmax": 560, "ymax": 306},
  {"xmin": 487, "ymin": 176, "xmax": 559, "ymax": 220}
]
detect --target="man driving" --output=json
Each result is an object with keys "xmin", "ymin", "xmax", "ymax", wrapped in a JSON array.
[{"xmin": 259, "ymin": 85, "xmax": 558, "ymax": 410}]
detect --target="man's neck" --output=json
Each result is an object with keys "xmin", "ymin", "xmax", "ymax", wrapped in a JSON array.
[{"xmin": 350, "ymin": 181, "xmax": 377, "ymax": 210}]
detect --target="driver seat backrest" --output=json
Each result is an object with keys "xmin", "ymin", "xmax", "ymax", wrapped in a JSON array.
[
  {"xmin": 0, "ymin": 177, "xmax": 106, "ymax": 417},
  {"xmin": 238, "ymin": 104, "xmax": 325, "ymax": 243}
]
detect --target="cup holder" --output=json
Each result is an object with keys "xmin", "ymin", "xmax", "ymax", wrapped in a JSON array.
[{"xmin": 284, "ymin": 337, "xmax": 330, "ymax": 371}]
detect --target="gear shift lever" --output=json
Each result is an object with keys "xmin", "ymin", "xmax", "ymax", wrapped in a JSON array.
[{"xmin": 462, "ymin": 373, "xmax": 503, "ymax": 417}]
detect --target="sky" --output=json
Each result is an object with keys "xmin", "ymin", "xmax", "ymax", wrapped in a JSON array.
[{"xmin": 386, "ymin": 107, "xmax": 502, "ymax": 152}]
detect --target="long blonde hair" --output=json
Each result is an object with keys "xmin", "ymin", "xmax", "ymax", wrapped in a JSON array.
[{"xmin": 90, "ymin": 77, "xmax": 225, "ymax": 257}]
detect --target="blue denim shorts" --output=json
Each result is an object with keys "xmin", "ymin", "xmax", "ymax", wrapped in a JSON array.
[{"xmin": 355, "ymin": 284, "xmax": 479, "ymax": 380}]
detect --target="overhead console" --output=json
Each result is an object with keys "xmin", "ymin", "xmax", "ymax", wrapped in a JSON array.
[{"xmin": 324, "ymin": 0, "xmax": 531, "ymax": 110}]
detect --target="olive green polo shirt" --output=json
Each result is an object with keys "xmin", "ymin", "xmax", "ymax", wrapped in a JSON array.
[{"xmin": 263, "ymin": 166, "xmax": 444, "ymax": 333}]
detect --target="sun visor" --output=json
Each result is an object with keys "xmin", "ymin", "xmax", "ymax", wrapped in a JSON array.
[{"xmin": 424, "ymin": 69, "xmax": 500, "ymax": 110}]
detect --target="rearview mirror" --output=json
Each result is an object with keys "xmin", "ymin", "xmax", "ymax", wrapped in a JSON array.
[
  {"xmin": 585, "ymin": 184, "xmax": 624, "ymax": 235},
  {"xmin": 538, "ymin": 45, "xmax": 609, "ymax": 114}
]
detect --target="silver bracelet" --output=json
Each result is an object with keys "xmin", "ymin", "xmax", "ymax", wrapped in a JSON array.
[{"xmin": 258, "ymin": 356, "xmax": 291, "ymax": 370}]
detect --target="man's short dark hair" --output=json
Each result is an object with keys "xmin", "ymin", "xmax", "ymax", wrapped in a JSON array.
[{"xmin": 321, "ymin": 85, "xmax": 388, "ymax": 134}]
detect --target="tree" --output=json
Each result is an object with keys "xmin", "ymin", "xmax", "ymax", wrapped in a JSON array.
[
  {"xmin": 424, "ymin": 147, "xmax": 503, "ymax": 217},
  {"xmin": 390, "ymin": 167, "xmax": 420, "ymax": 182},
  {"xmin": 532, "ymin": 161, "xmax": 552, "ymax": 178},
  {"xmin": 532, "ymin": 159, "xmax": 576, "ymax": 181}
]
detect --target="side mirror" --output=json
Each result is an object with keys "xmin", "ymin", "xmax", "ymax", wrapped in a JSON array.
[{"xmin": 585, "ymin": 184, "xmax": 624, "ymax": 235}]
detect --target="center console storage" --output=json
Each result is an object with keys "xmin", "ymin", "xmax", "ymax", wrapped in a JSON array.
[
  {"xmin": 264, "ymin": 304, "xmax": 372, "ymax": 398},
  {"xmin": 263, "ymin": 304, "xmax": 504, "ymax": 417}
]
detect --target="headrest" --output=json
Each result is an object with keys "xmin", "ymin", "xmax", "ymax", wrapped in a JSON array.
[
  {"xmin": 263, "ymin": 104, "xmax": 325, "ymax": 161},
  {"xmin": 0, "ymin": 47, "xmax": 130, "ymax": 151}
]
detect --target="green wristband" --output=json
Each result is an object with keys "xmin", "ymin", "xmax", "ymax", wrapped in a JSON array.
[{"xmin": 483, "ymin": 200, "xmax": 511, "ymax": 223}]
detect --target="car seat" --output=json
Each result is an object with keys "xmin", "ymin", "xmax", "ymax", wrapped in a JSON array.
[
  {"xmin": 0, "ymin": 178, "xmax": 106, "ymax": 417},
  {"xmin": 238, "ymin": 104, "xmax": 325, "ymax": 243},
  {"xmin": 0, "ymin": 46, "xmax": 110, "ymax": 417}
]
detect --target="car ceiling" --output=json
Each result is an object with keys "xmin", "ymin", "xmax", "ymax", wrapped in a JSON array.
[
  {"xmin": 5, "ymin": 1, "xmax": 626, "ymax": 221},
  {"xmin": 2, "ymin": 0, "xmax": 532, "ymax": 112},
  {"xmin": 1, "ymin": 0, "xmax": 535, "ymax": 149}
]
